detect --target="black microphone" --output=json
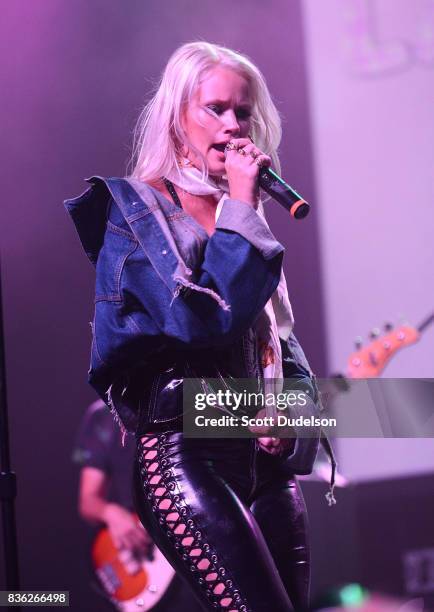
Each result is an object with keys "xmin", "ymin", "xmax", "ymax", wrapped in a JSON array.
[{"xmin": 258, "ymin": 167, "xmax": 310, "ymax": 220}]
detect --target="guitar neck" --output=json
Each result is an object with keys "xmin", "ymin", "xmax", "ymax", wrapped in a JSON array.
[{"xmin": 418, "ymin": 312, "xmax": 434, "ymax": 334}]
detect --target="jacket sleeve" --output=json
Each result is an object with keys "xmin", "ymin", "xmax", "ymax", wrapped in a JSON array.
[
  {"xmin": 90, "ymin": 197, "xmax": 284, "ymax": 385},
  {"xmin": 127, "ymin": 200, "xmax": 283, "ymax": 343}
]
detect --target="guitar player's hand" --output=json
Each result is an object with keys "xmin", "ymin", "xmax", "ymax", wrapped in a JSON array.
[{"xmin": 104, "ymin": 503, "xmax": 151, "ymax": 552}]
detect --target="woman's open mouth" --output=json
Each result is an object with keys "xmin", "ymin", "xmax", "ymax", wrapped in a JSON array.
[
  {"xmin": 212, "ymin": 143, "xmax": 227, "ymax": 157},
  {"xmin": 213, "ymin": 143, "xmax": 227, "ymax": 151}
]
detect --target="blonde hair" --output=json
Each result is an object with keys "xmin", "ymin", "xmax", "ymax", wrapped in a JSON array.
[{"xmin": 129, "ymin": 41, "xmax": 282, "ymax": 182}]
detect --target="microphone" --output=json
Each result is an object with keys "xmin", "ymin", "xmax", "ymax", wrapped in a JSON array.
[
  {"xmin": 224, "ymin": 141, "xmax": 310, "ymax": 219},
  {"xmin": 258, "ymin": 167, "xmax": 310, "ymax": 220}
]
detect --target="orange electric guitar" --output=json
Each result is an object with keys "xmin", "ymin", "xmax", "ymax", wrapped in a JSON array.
[
  {"xmin": 91, "ymin": 514, "xmax": 175, "ymax": 612},
  {"xmin": 323, "ymin": 312, "xmax": 434, "ymax": 403},
  {"xmin": 346, "ymin": 312, "xmax": 434, "ymax": 379},
  {"xmin": 313, "ymin": 313, "xmax": 433, "ymax": 482}
]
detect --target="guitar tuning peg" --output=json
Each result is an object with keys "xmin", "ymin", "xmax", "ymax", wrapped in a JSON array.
[
  {"xmin": 384, "ymin": 322, "xmax": 393, "ymax": 331},
  {"xmin": 354, "ymin": 335, "xmax": 363, "ymax": 349},
  {"xmin": 397, "ymin": 313, "xmax": 409, "ymax": 326},
  {"xmin": 369, "ymin": 327, "xmax": 381, "ymax": 339}
]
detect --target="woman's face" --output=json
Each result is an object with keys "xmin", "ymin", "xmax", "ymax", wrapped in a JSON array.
[{"xmin": 181, "ymin": 66, "xmax": 252, "ymax": 176}]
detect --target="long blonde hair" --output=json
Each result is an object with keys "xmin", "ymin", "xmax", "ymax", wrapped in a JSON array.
[{"xmin": 129, "ymin": 41, "xmax": 282, "ymax": 182}]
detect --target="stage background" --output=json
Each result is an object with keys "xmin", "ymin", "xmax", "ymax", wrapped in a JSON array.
[{"xmin": 303, "ymin": 0, "xmax": 434, "ymax": 481}]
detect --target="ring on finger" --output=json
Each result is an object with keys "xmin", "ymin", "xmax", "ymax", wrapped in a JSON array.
[
  {"xmin": 224, "ymin": 142, "xmax": 238, "ymax": 152},
  {"xmin": 237, "ymin": 148, "xmax": 247, "ymax": 156},
  {"xmin": 255, "ymin": 157, "xmax": 266, "ymax": 167}
]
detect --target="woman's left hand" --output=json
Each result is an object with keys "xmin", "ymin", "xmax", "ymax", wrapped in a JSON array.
[{"xmin": 257, "ymin": 437, "xmax": 295, "ymax": 456}]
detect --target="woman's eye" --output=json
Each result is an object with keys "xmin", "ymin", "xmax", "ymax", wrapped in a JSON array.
[
  {"xmin": 206, "ymin": 104, "xmax": 222, "ymax": 115},
  {"xmin": 236, "ymin": 109, "xmax": 251, "ymax": 120},
  {"xmin": 204, "ymin": 105, "xmax": 251, "ymax": 120}
]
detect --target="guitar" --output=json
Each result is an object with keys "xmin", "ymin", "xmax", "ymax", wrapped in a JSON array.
[
  {"xmin": 321, "ymin": 312, "xmax": 434, "ymax": 404},
  {"xmin": 91, "ymin": 514, "xmax": 175, "ymax": 612},
  {"xmin": 310, "ymin": 313, "xmax": 433, "ymax": 485},
  {"xmin": 346, "ymin": 312, "xmax": 434, "ymax": 378}
]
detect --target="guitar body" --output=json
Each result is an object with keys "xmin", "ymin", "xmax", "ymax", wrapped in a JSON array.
[{"xmin": 92, "ymin": 515, "xmax": 175, "ymax": 612}]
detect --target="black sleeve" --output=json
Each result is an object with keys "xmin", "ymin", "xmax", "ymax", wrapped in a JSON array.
[{"xmin": 71, "ymin": 400, "xmax": 115, "ymax": 475}]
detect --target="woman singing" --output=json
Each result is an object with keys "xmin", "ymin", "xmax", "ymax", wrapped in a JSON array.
[{"xmin": 65, "ymin": 42, "xmax": 333, "ymax": 612}]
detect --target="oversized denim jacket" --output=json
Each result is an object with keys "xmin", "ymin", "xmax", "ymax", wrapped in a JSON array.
[{"xmin": 64, "ymin": 176, "xmax": 330, "ymax": 482}]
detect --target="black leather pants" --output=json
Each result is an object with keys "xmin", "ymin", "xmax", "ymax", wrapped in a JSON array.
[{"xmin": 133, "ymin": 432, "xmax": 310, "ymax": 612}]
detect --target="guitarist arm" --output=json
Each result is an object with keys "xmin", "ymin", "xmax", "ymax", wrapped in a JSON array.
[{"xmin": 79, "ymin": 465, "xmax": 150, "ymax": 552}]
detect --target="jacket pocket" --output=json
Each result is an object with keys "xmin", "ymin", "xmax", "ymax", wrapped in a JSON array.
[{"xmin": 95, "ymin": 222, "xmax": 137, "ymax": 302}]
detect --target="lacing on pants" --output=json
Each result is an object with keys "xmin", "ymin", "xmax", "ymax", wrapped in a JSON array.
[{"xmin": 137, "ymin": 433, "xmax": 251, "ymax": 611}]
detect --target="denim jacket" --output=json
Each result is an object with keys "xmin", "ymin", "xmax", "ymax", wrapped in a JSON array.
[{"xmin": 64, "ymin": 176, "xmax": 331, "ymax": 483}]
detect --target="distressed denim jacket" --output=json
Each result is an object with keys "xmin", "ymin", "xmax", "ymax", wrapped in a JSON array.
[{"xmin": 65, "ymin": 176, "xmax": 333, "ymax": 487}]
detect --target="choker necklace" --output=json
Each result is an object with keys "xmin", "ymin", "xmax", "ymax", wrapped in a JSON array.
[{"xmin": 162, "ymin": 177, "xmax": 182, "ymax": 209}]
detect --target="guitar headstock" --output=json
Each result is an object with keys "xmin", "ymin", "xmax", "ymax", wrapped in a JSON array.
[{"xmin": 347, "ymin": 322, "xmax": 420, "ymax": 378}]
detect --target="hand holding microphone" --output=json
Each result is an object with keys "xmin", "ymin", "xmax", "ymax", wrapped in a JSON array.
[
  {"xmin": 224, "ymin": 138, "xmax": 310, "ymax": 219},
  {"xmin": 224, "ymin": 137, "xmax": 270, "ymax": 208}
]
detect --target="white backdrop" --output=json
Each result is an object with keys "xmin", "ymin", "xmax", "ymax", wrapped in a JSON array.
[{"xmin": 302, "ymin": 0, "xmax": 434, "ymax": 480}]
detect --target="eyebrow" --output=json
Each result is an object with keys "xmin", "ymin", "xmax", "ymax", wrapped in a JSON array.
[{"xmin": 203, "ymin": 99, "xmax": 252, "ymax": 108}]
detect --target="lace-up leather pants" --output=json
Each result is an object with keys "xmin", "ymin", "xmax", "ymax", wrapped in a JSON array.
[{"xmin": 133, "ymin": 432, "xmax": 310, "ymax": 611}]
